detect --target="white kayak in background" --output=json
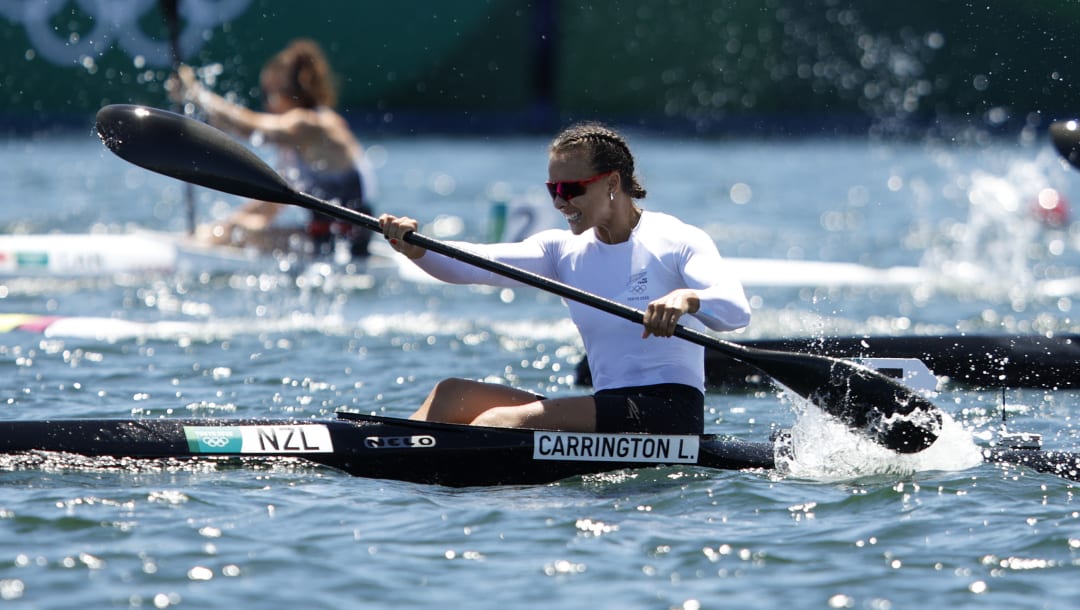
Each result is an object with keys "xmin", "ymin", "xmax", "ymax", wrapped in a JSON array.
[
  {"xmin": 0, "ymin": 212, "xmax": 1071, "ymax": 296},
  {"xmin": 0, "ymin": 229, "xmax": 408, "ymax": 287},
  {"xmin": 723, "ymin": 257, "xmax": 930, "ymax": 288},
  {"xmin": 0, "ymin": 230, "xmax": 259, "ymax": 277}
]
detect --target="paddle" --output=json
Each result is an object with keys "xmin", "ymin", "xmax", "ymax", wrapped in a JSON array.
[
  {"xmin": 93, "ymin": 103, "xmax": 942, "ymax": 453},
  {"xmin": 159, "ymin": 0, "xmax": 196, "ymax": 235},
  {"xmin": 1051, "ymin": 119, "xmax": 1080, "ymax": 171}
]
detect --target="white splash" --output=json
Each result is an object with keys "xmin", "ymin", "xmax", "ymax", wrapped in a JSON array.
[{"xmin": 775, "ymin": 405, "xmax": 984, "ymax": 482}]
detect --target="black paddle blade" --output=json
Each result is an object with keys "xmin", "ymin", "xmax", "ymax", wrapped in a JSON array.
[
  {"xmin": 741, "ymin": 348, "xmax": 942, "ymax": 453},
  {"xmin": 1051, "ymin": 120, "xmax": 1080, "ymax": 171},
  {"xmin": 95, "ymin": 104, "xmax": 299, "ymax": 205}
]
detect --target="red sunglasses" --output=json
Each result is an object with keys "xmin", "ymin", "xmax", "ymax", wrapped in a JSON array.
[{"xmin": 545, "ymin": 171, "xmax": 613, "ymax": 202}]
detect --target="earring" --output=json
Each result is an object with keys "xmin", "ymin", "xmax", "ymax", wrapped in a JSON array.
[{"xmin": 609, "ymin": 192, "xmax": 614, "ymax": 202}]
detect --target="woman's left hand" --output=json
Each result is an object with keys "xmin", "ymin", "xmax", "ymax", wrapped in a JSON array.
[
  {"xmin": 378, "ymin": 213, "xmax": 427, "ymax": 260},
  {"xmin": 642, "ymin": 289, "xmax": 700, "ymax": 338}
]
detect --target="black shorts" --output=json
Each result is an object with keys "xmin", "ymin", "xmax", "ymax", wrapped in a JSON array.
[{"xmin": 593, "ymin": 383, "xmax": 704, "ymax": 435}]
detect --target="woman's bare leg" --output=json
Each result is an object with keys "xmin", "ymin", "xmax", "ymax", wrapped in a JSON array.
[
  {"xmin": 408, "ymin": 378, "xmax": 540, "ymax": 424},
  {"xmin": 409, "ymin": 378, "xmax": 597, "ymax": 432},
  {"xmin": 471, "ymin": 395, "xmax": 596, "ymax": 432}
]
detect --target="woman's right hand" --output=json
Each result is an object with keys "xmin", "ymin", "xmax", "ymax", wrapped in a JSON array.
[
  {"xmin": 378, "ymin": 214, "xmax": 426, "ymax": 259},
  {"xmin": 165, "ymin": 65, "xmax": 200, "ymax": 105},
  {"xmin": 193, "ymin": 221, "xmax": 237, "ymax": 246}
]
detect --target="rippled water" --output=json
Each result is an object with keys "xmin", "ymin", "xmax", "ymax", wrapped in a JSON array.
[{"xmin": 2, "ymin": 128, "xmax": 1080, "ymax": 608}]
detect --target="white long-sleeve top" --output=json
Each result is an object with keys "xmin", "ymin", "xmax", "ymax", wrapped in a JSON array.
[{"xmin": 412, "ymin": 210, "xmax": 751, "ymax": 392}]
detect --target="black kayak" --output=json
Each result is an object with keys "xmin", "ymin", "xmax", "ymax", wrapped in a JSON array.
[
  {"xmin": 0, "ymin": 412, "xmax": 1075, "ymax": 487},
  {"xmin": 576, "ymin": 334, "xmax": 1080, "ymax": 390}
]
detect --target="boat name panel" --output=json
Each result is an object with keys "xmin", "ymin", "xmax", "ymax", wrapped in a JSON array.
[
  {"xmin": 533, "ymin": 432, "xmax": 699, "ymax": 463},
  {"xmin": 184, "ymin": 425, "xmax": 334, "ymax": 454}
]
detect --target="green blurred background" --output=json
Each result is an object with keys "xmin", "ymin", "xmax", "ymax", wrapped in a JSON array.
[{"xmin": 1, "ymin": 0, "xmax": 1077, "ymax": 134}]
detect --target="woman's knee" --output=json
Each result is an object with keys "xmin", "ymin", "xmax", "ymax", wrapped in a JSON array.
[
  {"xmin": 429, "ymin": 377, "xmax": 473, "ymax": 399},
  {"xmin": 422, "ymin": 378, "xmax": 477, "ymax": 421},
  {"xmin": 470, "ymin": 406, "xmax": 525, "ymax": 429}
]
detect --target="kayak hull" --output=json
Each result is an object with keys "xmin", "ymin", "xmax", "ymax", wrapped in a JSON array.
[
  {"xmin": 0, "ymin": 413, "xmax": 775, "ymax": 487},
  {"xmin": 0, "ymin": 412, "xmax": 1074, "ymax": 487}
]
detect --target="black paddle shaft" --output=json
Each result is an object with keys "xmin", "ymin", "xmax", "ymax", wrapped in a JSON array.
[
  {"xmin": 158, "ymin": 0, "xmax": 197, "ymax": 235},
  {"xmin": 94, "ymin": 104, "xmax": 942, "ymax": 453}
]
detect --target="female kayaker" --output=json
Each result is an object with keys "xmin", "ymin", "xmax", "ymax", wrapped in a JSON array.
[
  {"xmin": 169, "ymin": 38, "xmax": 377, "ymax": 259},
  {"xmin": 379, "ymin": 122, "xmax": 751, "ymax": 434}
]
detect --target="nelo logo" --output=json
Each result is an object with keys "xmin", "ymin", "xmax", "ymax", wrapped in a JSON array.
[{"xmin": 363, "ymin": 435, "xmax": 436, "ymax": 449}]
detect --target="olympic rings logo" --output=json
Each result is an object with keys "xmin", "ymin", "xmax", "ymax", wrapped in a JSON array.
[
  {"xmin": 627, "ymin": 272, "xmax": 648, "ymax": 294},
  {"xmin": 0, "ymin": 0, "xmax": 253, "ymax": 68},
  {"xmin": 198, "ymin": 434, "xmax": 234, "ymax": 448}
]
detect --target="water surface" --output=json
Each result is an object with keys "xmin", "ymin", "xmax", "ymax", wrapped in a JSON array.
[{"xmin": 1, "ymin": 130, "xmax": 1079, "ymax": 608}]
